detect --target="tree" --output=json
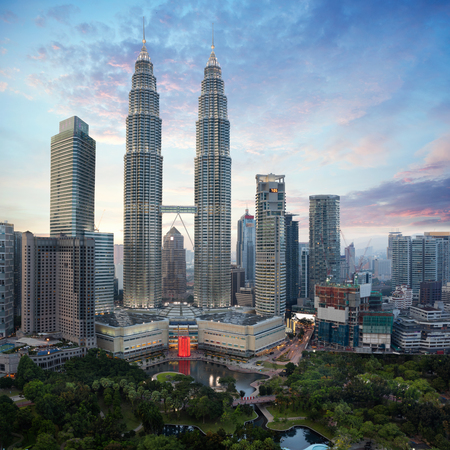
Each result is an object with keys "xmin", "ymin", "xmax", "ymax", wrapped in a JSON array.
[
  {"xmin": 137, "ymin": 434, "xmax": 185, "ymax": 450},
  {"xmin": 137, "ymin": 401, "xmax": 164, "ymax": 435},
  {"xmin": 23, "ymin": 379, "xmax": 47, "ymax": 402},
  {"xmin": 285, "ymin": 362, "xmax": 296, "ymax": 376},
  {"xmin": 0, "ymin": 395, "xmax": 19, "ymax": 449},
  {"xmin": 33, "ymin": 432, "xmax": 59, "ymax": 450},
  {"xmin": 16, "ymin": 354, "xmax": 45, "ymax": 389}
]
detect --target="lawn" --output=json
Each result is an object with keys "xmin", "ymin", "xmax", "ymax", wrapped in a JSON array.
[
  {"xmin": 266, "ymin": 405, "xmax": 307, "ymax": 420},
  {"xmin": 156, "ymin": 372, "xmax": 180, "ymax": 383},
  {"xmin": 267, "ymin": 418, "xmax": 333, "ymax": 440},
  {"xmin": 262, "ymin": 361, "xmax": 285, "ymax": 370},
  {"xmin": 98, "ymin": 395, "xmax": 141, "ymax": 431},
  {"xmin": 0, "ymin": 388, "xmax": 21, "ymax": 398},
  {"xmin": 162, "ymin": 409, "xmax": 258, "ymax": 434}
]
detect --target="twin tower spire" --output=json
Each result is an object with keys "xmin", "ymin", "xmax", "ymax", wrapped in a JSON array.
[{"xmin": 123, "ymin": 21, "xmax": 231, "ymax": 309}]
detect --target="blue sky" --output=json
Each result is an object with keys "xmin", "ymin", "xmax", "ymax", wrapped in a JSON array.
[{"xmin": 1, "ymin": 0, "xmax": 450, "ymax": 252}]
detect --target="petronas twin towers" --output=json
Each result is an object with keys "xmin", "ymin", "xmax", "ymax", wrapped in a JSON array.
[{"xmin": 123, "ymin": 31, "xmax": 231, "ymax": 309}]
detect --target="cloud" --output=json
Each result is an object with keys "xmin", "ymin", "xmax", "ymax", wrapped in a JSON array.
[
  {"xmin": 0, "ymin": 47, "xmax": 7, "ymax": 55},
  {"xmin": 0, "ymin": 67, "xmax": 20, "ymax": 78},
  {"xmin": 0, "ymin": 10, "xmax": 18, "ymax": 23},
  {"xmin": 47, "ymin": 4, "xmax": 80, "ymax": 24},
  {"xmin": 341, "ymin": 176, "xmax": 450, "ymax": 229},
  {"xmin": 0, "ymin": 81, "xmax": 7, "ymax": 91},
  {"xmin": 35, "ymin": 15, "xmax": 45, "ymax": 27},
  {"xmin": 395, "ymin": 134, "xmax": 450, "ymax": 181}
]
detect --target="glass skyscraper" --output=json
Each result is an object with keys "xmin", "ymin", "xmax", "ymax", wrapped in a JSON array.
[
  {"xmin": 236, "ymin": 209, "xmax": 256, "ymax": 286},
  {"xmin": 50, "ymin": 116, "xmax": 95, "ymax": 237},
  {"xmin": 285, "ymin": 213, "xmax": 299, "ymax": 309},
  {"xmin": 255, "ymin": 174, "xmax": 286, "ymax": 317},
  {"xmin": 194, "ymin": 42, "xmax": 231, "ymax": 308},
  {"xmin": 123, "ymin": 37, "xmax": 163, "ymax": 308},
  {"xmin": 308, "ymin": 195, "xmax": 340, "ymax": 299}
]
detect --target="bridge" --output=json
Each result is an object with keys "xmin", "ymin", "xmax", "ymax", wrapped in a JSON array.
[{"xmin": 232, "ymin": 395, "xmax": 276, "ymax": 406}]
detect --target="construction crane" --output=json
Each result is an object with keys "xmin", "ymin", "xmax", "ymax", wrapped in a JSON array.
[
  {"xmin": 95, "ymin": 209, "xmax": 106, "ymax": 232},
  {"xmin": 355, "ymin": 238, "xmax": 372, "ymax": 275}
]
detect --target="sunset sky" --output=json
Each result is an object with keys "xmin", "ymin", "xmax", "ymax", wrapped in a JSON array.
[{"xmin": 1, "ymin": 0, "xmax": 450, "ymax": 253}]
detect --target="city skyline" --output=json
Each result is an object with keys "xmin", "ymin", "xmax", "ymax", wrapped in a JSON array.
[{"xmin": 1, "ymin": 0, "xmax": 450, "ymax": 250}]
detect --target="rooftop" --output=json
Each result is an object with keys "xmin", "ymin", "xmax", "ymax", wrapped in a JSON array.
[
  {"xmin": 197, "ymin": 310, "xmax": 275, "ymax": 326},
  {"xmin": 96, "ymin": 308, "xmax": 166, "ymax": 327}
]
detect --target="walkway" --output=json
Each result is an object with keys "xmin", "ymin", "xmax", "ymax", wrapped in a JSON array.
[{"xmin": 232, "ymin": 395, "xmax": 276, "ymax": 406}]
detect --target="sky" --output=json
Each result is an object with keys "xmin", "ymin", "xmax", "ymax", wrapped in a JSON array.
[{"xmin": 1, "ymin": 0, "xmax": 450, "ymax": 254}]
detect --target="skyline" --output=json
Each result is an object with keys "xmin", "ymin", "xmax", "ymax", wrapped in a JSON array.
[{"xmin": 1, "ymin": 0, "xmax": 450, "ymax": 251}]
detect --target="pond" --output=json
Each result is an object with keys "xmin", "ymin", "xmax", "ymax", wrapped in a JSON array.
[{"xmin": 146, "ymin": 359, "xmax": 267, "ymax": 396}]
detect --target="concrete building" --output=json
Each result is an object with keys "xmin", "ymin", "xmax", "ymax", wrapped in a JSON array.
[
  {"xmin": 391, "ymin": 236, "xmax": 411, "ymax": 291},
  {"xmin": 387, "ymin": 231, "xmax": 402, "ymax": 260},
  {"xmin": 424, "ymin": 231, "xmax": 450, "ymax": 284},
  {"xmin": 84, "ymin": 232, "xmax": 114, "ymax": 314},
  {"xmin": 50, "ymin": 116, "xmax": 95, "ymax": 237},
  {"xmin": 285, "ymin": 213, "xmax": 299, "ymax": 310},
  {"xmin": 235, "ymin": 287, "xmax": 254, "ymax": 307},
  {"xmin": 123, "ymin": 37, "xmax": 163, "ymax": 309},
  {"xmin": 231, "ymin": 265, "xmax": 245, "ymax": 306},
  {"xmin": 95, "ymin": 305, "xmax": 286, "ymax": 360},
  {"xmin": 389, "ymin": 285, "xmax": 413, "ymax": 310},
  {"xmin": 194, "ymin": 41, "xmax": 231, "ymax": 308},
  {"xmin": 411, "ymin": 235, "xmax": 438, "ymax": 295},
  {"xmin": 419, "ymin": 281, "xmax": 442, "ymax": 306},
  {"xmin": 392, "ymin": 306, "xmax": 450, "ymax": 353},
  {"xmin": 255, "ymin": 174, "xmax": 286, "ymax": 317},
  {"xmin": 13, "ymin": 231, "xmax": 22, "ymax": 317},
  {"xmin": 443, "ymin": 282, "xmax": 450, "ymax": 304},
  {"xmin": 314, "ymin": 284, "xmax": 392, "ymax": 351},
  {"xmin": 344, "ymin": 242, "xmax": 356, "ymax": 280},
  {"xmin": 0, "ymin": 222, "xmax": 14, "ymax": 338},
  {"xmin": 162, "ymin": 227, "xmax": 186, "ymax": 301},
  {"xmin": 236, "ymin": 209, "xmax": 255, "ymax": 286},
  {"xmin": 373, "ymin": 258, "xmax": 391, "ymax": 280},
  {"xmin": 22, "ymin": 232, "xmax": 96, "ymax": 349},
  {"xmin": 114, "ymin": 244, "xmax": 123, "ymax": 264},
  {"xmin": 308, "ymin": 195, "xmax": 340, "ymax": 299}
]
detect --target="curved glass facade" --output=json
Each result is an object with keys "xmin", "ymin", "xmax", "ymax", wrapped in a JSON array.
[
  {"xmin": 194, "ymin": 47, "xmax": 231, "ymax": 308},
  {"xmin": 123, "ymin": 42, "xmax": 163, "ymax": 308}
]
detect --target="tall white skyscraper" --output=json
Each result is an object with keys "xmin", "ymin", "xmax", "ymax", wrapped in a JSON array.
[
  {"xmin": 255, "ymin": 174, "xmax": 286, "ymax": 316},
  {"xmin": 50, "ymin": 116, "xmax": 95, "ymax": 237},
  {"xmin": 391, "ymin": 235, "xmax": 411, "ymax": 289},
  {"xmin": 194, "ymin": 39, "xmax": 231, "ymax": 308},
  {"xmin": 236, "ymin": 209, "xmax": 255, "ymax": 286},
  {"xmin": 123, "ymin": 34, "xmax": 163, "ymax": 308}
]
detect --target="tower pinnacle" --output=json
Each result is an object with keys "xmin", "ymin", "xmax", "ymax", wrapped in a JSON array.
[
  {"xmin": 211, "ymin": 23, "xmax": 214, "ymax": 50},
  {"xmin": 143, "ymin": 16, "xmax": 146, "ymax": 44}
]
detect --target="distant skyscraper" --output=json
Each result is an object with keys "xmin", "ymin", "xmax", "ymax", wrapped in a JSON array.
[
  {"xmin": 194, "ymin": 40, "xmax": 231, "ymax": 308},
  {"xmin": 411, "ymin": 235, "xmax": 438, "ymax": 294},
  {"xmin": 387, "ymin": 231, "xmax": 402, "ymax": 260},
  {"xmin": 50, "ymin": 116, "xmax": 95, "ymax": 237},
  {"xmin": 391, "ymin": 236, "xmax": 411, "ymax": 289},
  {"xmin": 0, "ymin": 222, "xmax": 14, "ymax": 337},
  {"xmin": 255, "ymin": 174, "xmax": 286, "ymax": 316},
  {"xmin": 308, "ymin": 195, "xmax": 340, "ymax": 299},
  {"xmin": 231, "ymin": 265, "xmax": 245, "ymax": 306},
  {"xmin": 13, "ymin": 231, "xmax": 22, "ymax": 317},
  {"xmin": 236, "ymin": 209, "xmax": 255, "ymax": 285},
  {"xmin": 114, "ymin": 244, "xmax": 124, "ymax": 265},
  {"xmin": 345, "ymin": 242, "xmax": 356, "ymax": 279},
  {"xmin": 299, "ymin": 244, "xmax": 309, "ymax": 299},
  {"xmin": 123, "ymin": 35, "xmax": 163, "ymax": 308},
  {"xmin": 424, "ymin": 231, "xmax": 450, "ymax": 284},
  {"xmin": 285, "ymin": 213, "xmax": 299, "ymax": 309},
  {"xmin": 162, "ymin": 227, "xmax": 186, "ymax": 301}
]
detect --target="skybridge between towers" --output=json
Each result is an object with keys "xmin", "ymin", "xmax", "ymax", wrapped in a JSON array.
[{"xmin": 160, "ymin": 205, "xmax": 197, "ymax": 247}]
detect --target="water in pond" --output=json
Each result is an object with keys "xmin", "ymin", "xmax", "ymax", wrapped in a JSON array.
[{"xmin": 146, "ymin": 360, "xmax": 266, "ymax": 396}]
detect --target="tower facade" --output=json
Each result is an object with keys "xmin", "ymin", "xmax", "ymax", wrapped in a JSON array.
[
  {"xmin": 236, "ymin": 209, "xmax": 256, "ymax": 285},
  {"xmin": 0, "ymin": 222, "xmax": 14, "ymax": 337},
  {"xmin": 255, "ymin": 174, "xmax": 286, "ymax": 316},
  {"xmin": 391, "ymin": 236, "xmax": 411, "ymax": 289},
  {"xmin": 194, "ymin": 43, "xmax": 231, "ymax": 308},
  {"xmin": 123, "ymin": 38, "xmax": 163, "ymax": 308},
  {"xmin": 50, "ymin": 116, "xmax": 95, "ymax": 237},
  {"xmin": 162, "ymin": 227, "xmax": 186, "ymax": 301},
  {"xmin": 285, "ymin": 213, "xmax": 299, "ymax": 309},
  {"xmin": 308, "ymin": 195, "xmax": 340, "ymax": 299}
]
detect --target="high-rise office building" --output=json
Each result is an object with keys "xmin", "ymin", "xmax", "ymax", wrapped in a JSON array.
[
  {"xmin": 0, "ymin": 222, "xmax": 14, "ymax": 337},
  {"xmin": 344, "ymin": 242, "xmax": 356, "ymax": 279},
  {"xmin": 255, "ymin": 174, "xmax": 286, "ymax": 316},
  {"xmin": 391, "ymin": 235, "xmax": 411, "ymax": 290},
  {"xmin": 411, "ymin": 235, "xmax": 438, "ymax": 294},
  {"xmin": 123, "ymin": 35, "xmax": 163, "ymax": 308},
  {"xmin": 236, "ymin": 209, "xmax": 255, "ymax": 286},
  {"xmin": 84, "ymin": 232, "xmax": 114, "ymax": 314},
  {"xmin": 387, "ymin": 231, "xmax": 402, "ymax": 260},
  {"xmin": 50, "ymin": 116, "xmax": 95, "ymax": 237},
  {"xmin": 162, "ymin": 227, "xmax": 186, "ymax": 301},
  {"xmin": 425, "ymin": 232, "xmax": 450, "ymax": 284},
  {"xmin": 308, "ymin": 195, "xmax": 340, "ymax": 299},
  {"xmin": 231, "ymin": 265, "xmax": 246, "ymax": 306},
  {"xmin": 22, "ymin": 232, "xmax": 96, "ymax": 348},
  {"xmin": 300, "ymin": 244, "xmax": 309, "ymax": 299},
  {"xmin": 285, "ymin": 213, "xmax": 299, "ymax": 309},
  {"xmin": 194, "ymin": 40, "xmax": 231, "ymax": 308},
  {"xmin": 13, "ymin": 231, "xmax": 22, "ymax": 316}
]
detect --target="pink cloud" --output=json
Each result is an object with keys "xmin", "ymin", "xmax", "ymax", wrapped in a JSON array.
[{"xmin": 0, "ymin": 81, "xmax": 7, "ymax": 91}]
